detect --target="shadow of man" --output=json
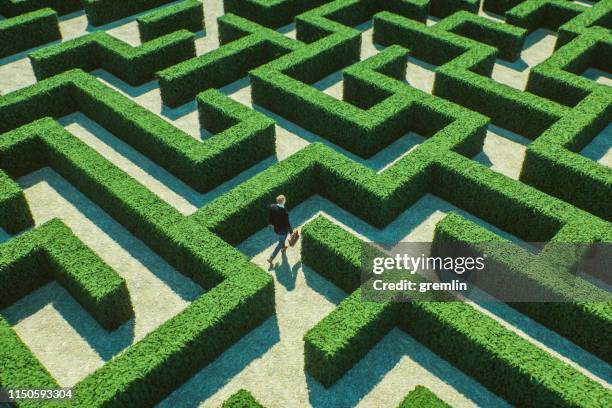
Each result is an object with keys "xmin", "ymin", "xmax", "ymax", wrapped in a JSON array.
[{"xmin": 273, "ymin": 252, "xmax": 301, "ymax": 291}]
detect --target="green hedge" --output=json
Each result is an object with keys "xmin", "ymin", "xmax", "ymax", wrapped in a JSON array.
[
  {"xmin": 224, "ymin": 0, "xmax": 329, "ymax": 28},
  {"xmin": 522, "ymin": 114, "xmax": 612, "ymax": 222},
  {"xmin": 434, "ymin": 212, "xmax": 612, "ymax": 363},
  {"xmin": 71, "ymin": 72, "xmax": 274, "ymax": 193},
  {"xmin": 481, "ymin": 0, "xmax": 523, "ymax": 16},
  {"xmin": 0, "ymin": 117, "xmax": 187, "ymax": 288},
  {"xmin": 527, "ymin": 30, "xmax": 602, "ymax": 107},
  {"xmin": 221, "ymin": 390, "xmax": 265, "ymax": 408},
  {"xmin": 302, "ymin": 216, "xmax": 612, "ymax": 407},
  {"xmin": 157, "ymin": 13, "xmax": 299, "ymax": 107},
  {"xmin": 81, "ymin": 0, "xmax": 175, "ymax": 26},
  {"xmin": 0, "ymin": 73, "xmax": 278, "ymax": 408},
  {"xmin": 0, "ymin": 0, "xmax": 81, "ymax": 16},
  {"xmin": 304, "ymin": 290, "xmax": 399, "ymax": 388},
  {"xmin": 137, "ymin": 0, "xmax": 204, "ymax": 42},
  {"xmin": 194, "ymin": 144, "xmax": 318, "ymax": 245},
  {"xmin": 0, "ymin": 71, "xmax": 75, "ymax": 134},
  {"xmin": 521, "ymin": 31, "xmax": 612, "ymax": 221},
  {"xmin": 252, "ymin": 43, "xmax": 436, "ymax": 158},
  {"xmin": 0, "ymin": 70, "xmax": 275, "ymax": 194},
  {"xmin": 558, "ymin": 0, "xmax": 612, "ymax": 47},
  {"xmin": 45, "ymin": 268, "xmax": 274, "ymax": 407},
  {"xmin": 193, "ymin": 107, "xmax": 481, "ymax": 241},
  {"xmin": 0, "ymin": 106, "xmax": 276, "ymax": 408},
  {"xmin": 398, "ymin": 386, "xmax": 450, "ymax": 408},
  {"xmin": 0, "ymin": 219, "xmax": 133, "ymax": 331},
  {"xmin": 374, "ymin": 10, "xmax": 568, "ymax": 139},
  {"xmin": 433, "ymin": 153, "xmax": 564, "ymax": 242},
  {"xmin": 505, "ymin": 0, "xmax": 583, "ymax": 32},
  {"xmin": 0, "ymin": 171, "xmax": 33, "ymax": 233},
  {"xmin": 30, "ymin": 30, "xmax": 196, "ymax": 86},
  {"xmin": 428, "ymin": 0, "xmax": 479, "ymax": 19},
  {"xmin": 302, "ymin": 216, "xmax": 401, "ymax": 387},
  {"xmin": 0, "ymin": 317, "xmax": 58, "ymax": 397},
  {"xmin": 434, "ymin": 10, "xmax": 527, "ymax": 61},
  {"xmin": 0, "ymin": 8, "xmax": 61, "ymax": 59}
]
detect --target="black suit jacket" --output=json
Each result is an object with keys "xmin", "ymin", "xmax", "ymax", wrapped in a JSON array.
[{"xmin": 268, "ymin": 204, "xmax": 292, "ymax": 234}]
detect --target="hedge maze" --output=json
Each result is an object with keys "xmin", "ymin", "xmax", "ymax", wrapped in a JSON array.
[{"xmin": 0, "ymin": 0, "xmax": 610, "ymax": 407}]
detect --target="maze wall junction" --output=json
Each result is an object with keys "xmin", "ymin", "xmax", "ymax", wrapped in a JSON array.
[{"xmin": 0, "ymin": 0, "xmax": 611, "ymax": 407}]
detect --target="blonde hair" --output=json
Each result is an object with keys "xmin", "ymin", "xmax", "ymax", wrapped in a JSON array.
[{"xmin": 276, "ymin": 195, "xmax": 286, "ymax": 205}]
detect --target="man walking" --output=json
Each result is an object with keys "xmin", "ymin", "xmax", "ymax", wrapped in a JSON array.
[{"xmin": 268, "ymin": 194, "xmax": 293, "ymax": 266}]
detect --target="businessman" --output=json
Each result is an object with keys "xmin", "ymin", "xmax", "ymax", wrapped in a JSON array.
[{"xmin": 268, "ymin": 194, "xmax": 293, "ymax": 266}]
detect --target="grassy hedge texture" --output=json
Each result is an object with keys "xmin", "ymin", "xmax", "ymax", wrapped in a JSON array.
[
  {"xmin": 0, "ymin": 170, "xmax": 33, "ymax": 233},
  {"xmin": 0, "ymin": 1, "xmax": 609, "ymax": 405},
  {"xmin": 30, "ymin": 30, "xmax": 196, "ymax": 86},
  {"xmin": 137, "ymin": 0, "xmax": 204, "ymax": 42},
  {"xmin": 302, "ymin": 217, "xmax": 399, "ymax": 387},
  {"xmin": 301, "ymin": 215, "xmax": 612, "ymax": 406},
  {"xmin": 0, "ymin": 317, "xmax": 59, "ymax": 399},
  {"xmin": 505, "ymin": 0, "xmax": 583, "ymax": 32},
  {"xmin": 81, "ymin": 0, "xmax": 176, "ymax": 26},
  {"xmin": 398, "ymin": 386, "xmax": 450, "ymax": 408},
  {"xmin": 521, "ymin": 30, "xmax": 612, "ymax": 220},
  {"xmin": 557, "ymin": 0, "xmax": 612, "ymax": 47},
  {"xmin": 434, "ymin": 10, "xmax": 527, "ymax": 61},
  {"xmin": 0, "ymin": 219, "xmax": 133, "ymax": 331},
  {"xmin": 157, "ymin": 13, "xmax": 300, "ymax": 107},
  {"xmin": 0, "ymin": 85, "xmax": 276, "ymax": 407},
  {"xmin": 224, "ymin": 0, "xmax": 329, "ymax": 28},
  {"xmin": 434, "ymin": 212, "xmax": 612, "ymax": 363},
  {"xmin": 0, "ymin": 69, "xmax": 275, "ymax": 193},
  {"xmin": 0, "ymin": 8, "xmax": 61, "ymax": 59},
  {"xmin": 374, "ymin": 10, "xmax": 568, "ymax": 139},
  {"xmin": 221, "ymin": 389, "xmax": 265, "ymax": 408},
  {"xmin": 0, "ymin": 0, "xmax": 81, "ymax": 16}
]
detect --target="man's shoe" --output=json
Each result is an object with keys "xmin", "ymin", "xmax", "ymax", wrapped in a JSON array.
[
  {"xmin": 281, "ymin": 245, "xmax": 288, "ymax": 253},
  {"xmin": 267, "ymin": 257, "xmax": 274, "ymax": 266}
]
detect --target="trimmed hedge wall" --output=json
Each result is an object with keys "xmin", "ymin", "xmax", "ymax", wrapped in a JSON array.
[
  {"xmin": 0, "ymin": 102, "xmax": 276, "ymax": 406},
  {"xmin": 0, "ymin": 0, "xmax": 81, "ymax": 16},
  {"xmin": 521, "ymin": 30, "xmax": 612, "ymax": 220},
  {"xmin": 505, "ymin": 0, "xmax": 583, "ymax": 32},
  {"xmin": 224, "ymin": 0, "xmax": 329, "ymax": 28},
  {"xmin": 0, "ymin": 171, "xmax": 33, "ymax": 233},
  {"xmin": 30, "ymin": 30, "xmax": 196, "ymax": 86},
  {"xmin": 302, "ymin": 216, "xmax": 400, "ymax": 387},
  {"xmin": 221, "ymin": 390, "xmax": 265, "ymax": 408},
  {"xmin": 302, "ymin": 215, "xmax": 612, "ymax": 407},
  {"xmin": 399, "ymin": 298, "xmax": 611, "ymax": 407},
  {"xmin": 521, "ymin": 114, "xmax": 612, "ymax": 222},
  {"xmin": 434, "ymin": 10, "xmax": 527, "ymax": 61},
  {"xmin": 398, "ymin": 386, "xmax": 450, "ymax": 408},
  {"xmin": 82, "ymin": 0, "xmax": 175, "ymax": 26},
  {"xmin": 558, "ymin": 0, "xmax": 612, "ymax": 47},
  {"xmin": 0, "ymin": 8, "xmax": 61, "ymax": 59},
  {"xmin": 434, "ymin": 212, "xmax": 612, "ymax": 363},
  {"xmin": 428, "ymin": 0, "xmax": 479, "ymax": 19},
  {"xmin": 252, "ymin": 43, "xmax": 430, "ymax": 158},
  {"xmin": 49, "ymin": 269, "xmax": 273, "ymax": 407},
  {"xmin": 0, "ymin": 70, "xmax": 275, "ymax": 194},
  {"xmin": 137, "ymin": 0, "xmax": 204, "ymax": 42},
  {"xmin": 527, "ymin": 29, "xmax": 603, "ymax": 107},
  {"xmin": 0, "ymin": 218, "xmax": 133, "ymax": 331},
  {"xmin": 0, "ymin": 317, "xmax": 59, "ymax": 397},
  {"xmin": 157, "ymin": 13, "xmax": 300, "ymax": 107},
  {"xmin": 374, "ymin": 10, "xmax": 568, "ymax": 139},
  {"xmin": 482, "ymin": 0, "xmax": 523, "ymax": 16}
]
